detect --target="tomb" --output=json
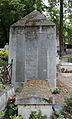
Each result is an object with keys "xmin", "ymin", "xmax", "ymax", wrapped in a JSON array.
[{"xmin": 9, "ymin": 10, "xmax": 56, "ymax": 90}]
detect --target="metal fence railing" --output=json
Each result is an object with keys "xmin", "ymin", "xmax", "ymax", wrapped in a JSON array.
[{"xmin": 0, "ymin": 61, "xmax": 13, "ymax": 84}]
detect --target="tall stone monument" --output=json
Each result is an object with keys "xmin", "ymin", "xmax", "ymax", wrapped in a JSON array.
[{"xmin": 9, "ymin": 10, "xmax": 56, "ymax": 90}]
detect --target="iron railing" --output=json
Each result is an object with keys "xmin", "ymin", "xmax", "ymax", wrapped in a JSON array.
[{"xmin": 0, "ymin": 60, "xmax": 13, "ymax": 84}]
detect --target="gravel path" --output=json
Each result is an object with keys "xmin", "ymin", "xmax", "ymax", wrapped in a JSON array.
[{"xmin": 58, "ymin": 73, "xmax": 72, "ymax": 91}]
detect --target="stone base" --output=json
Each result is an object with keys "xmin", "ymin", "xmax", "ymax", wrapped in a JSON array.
[{"xmin": 18, "ymin": 105, "xmax": 53, "ymax": 119}]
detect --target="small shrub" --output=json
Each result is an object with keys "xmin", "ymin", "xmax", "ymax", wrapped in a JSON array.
[
  {"xmin": 0, "ymin": 111, "xmax": 5, "ymax": 117},
  {"xmin": 0, "ymin": 49, "xmax": 8, "ymax": 61},
  {"xmin": 0, "ymin": 49, "xmax": 8, "ymax": 67},
  {"xmin": 0, "ymin": 112, "xmax": 23, "ymax": 119},
  {"xmin": 52, "ymin": 87, "xmax": 60, "ymax": 94},
  {"xmin": 5, "ymin": 95, "xmax": 18, "ymax": 118}
]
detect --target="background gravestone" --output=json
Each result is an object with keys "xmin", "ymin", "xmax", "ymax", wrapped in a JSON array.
[{"xmin": 9, "ymin": 10, "xmax": 56, "ymax": 90}]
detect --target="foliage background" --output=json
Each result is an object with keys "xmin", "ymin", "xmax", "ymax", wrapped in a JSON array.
[{"xmin": 0, "ymin": 0, "xmax": 72, "ymax": 47}]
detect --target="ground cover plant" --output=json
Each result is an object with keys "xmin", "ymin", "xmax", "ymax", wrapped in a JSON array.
[
  {"xmin": 52, "ymin": 87, "xmax": 60, "ymax": 94},
  {"xmin": 64, "ymin": 92, "xmax": 72, "ymax": 119},
  {"xmin": 0, "ymin": 112, "xmax": 23, "ymax": 119},
  {"xmin": 29, "ymin": 111, "xmax": 47, "ymax": 119},
  {"xmin": 0, "ymin": 95, "xmax": 19, "ymax": 119}
]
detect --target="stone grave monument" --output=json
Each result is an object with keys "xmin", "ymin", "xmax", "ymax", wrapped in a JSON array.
[{"xmin": 9, "ymin": 10, "xmax": 56, "ymax": 90}]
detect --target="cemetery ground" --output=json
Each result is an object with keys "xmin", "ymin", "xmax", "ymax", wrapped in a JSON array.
[
  {"xmin": 0, "ymin": 70, "xmax": 72, "ymax": 118},
  {"xmin": 0, "ymin": 54, "xmax": 72, "ymax": 118},
  {"xmin": 15, "ymin": 72, "xmax": 72, "ymax": 106},
  {"xmin": 54, "ymin": 75, "xmax": 72, "ymax": 105}
]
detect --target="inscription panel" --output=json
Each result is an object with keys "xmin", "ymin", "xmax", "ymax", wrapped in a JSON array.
[
  {"xmin": 25, "ymin": 28, "xmax": 38, "ymax": 80},
  {"xmin": 38, "ymin": 33, "xmax": 47, "ymax": 80}
]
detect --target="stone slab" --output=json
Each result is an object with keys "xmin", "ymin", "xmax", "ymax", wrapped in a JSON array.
[{"xmin": 18, "ymin": 105, "xmax": 53, "ymax": 119}]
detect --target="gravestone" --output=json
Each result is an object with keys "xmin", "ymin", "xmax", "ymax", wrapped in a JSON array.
[{"xmin": 9, "ymin": 10, "xmax": 56, "ymax": 90}]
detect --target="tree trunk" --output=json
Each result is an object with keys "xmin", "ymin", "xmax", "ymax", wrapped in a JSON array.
[{"xmin": 59, "ymin": 0, "xmax": 64, "ymax": 56}]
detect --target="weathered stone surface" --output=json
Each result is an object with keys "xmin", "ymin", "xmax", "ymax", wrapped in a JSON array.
[
  {"xmin": 16, "ymin": 80, "xmax": 52, "ymax": 105},
  {"xmin": 18, "ymin": 105, "xmax": 53, "ymax": 119},
  {"xmin": 9, "ymin": 10, "xmax": 56, "ymax": 90},
  {"xmin": 0, "ymin": 87, "xmax": 15, "ymax": 111},
  {"xmin": 16, "ymin": 80, "xmax": 53, "ymax": 118},
  {"xmin": 16, "ymin": 97, "xmax": 51, "ymax": 105},
  {"xmin": 9, "ymin": 28, "xmax": 16, "ymax": 83},
  {"xmin": 12, "ymin": 10, "xmax": 55, "ymax": 27}
]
